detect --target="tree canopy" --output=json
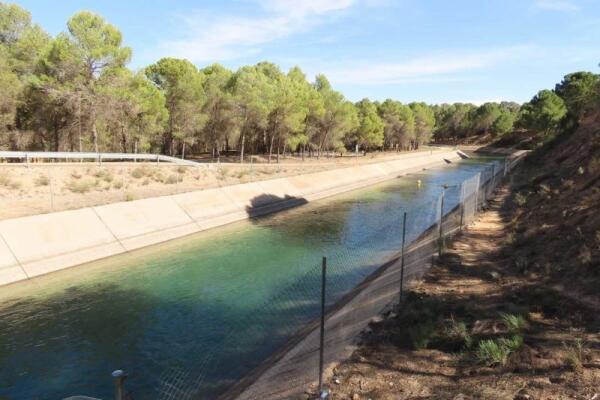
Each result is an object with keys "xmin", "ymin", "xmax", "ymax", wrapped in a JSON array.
[{"xmin": 1, "ymin": 3, "xmax": 597, "ymax": 157}]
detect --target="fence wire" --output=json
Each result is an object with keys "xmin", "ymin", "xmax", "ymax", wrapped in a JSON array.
[{"xmin": 144, "ymin": 156, "xmax": 520, "ymax": 400}]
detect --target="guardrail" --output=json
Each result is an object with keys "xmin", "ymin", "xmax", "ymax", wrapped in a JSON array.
[{"xmin": 0, "ymin": 151, "xmax": 202, "ymax": 167}]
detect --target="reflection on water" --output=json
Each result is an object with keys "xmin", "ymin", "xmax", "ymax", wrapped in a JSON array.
[{"xmin": 0, "ymin": 158, "xmax": 498, "ymax": 399}]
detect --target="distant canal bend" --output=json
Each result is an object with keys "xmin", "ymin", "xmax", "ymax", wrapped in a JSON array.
[{"xmin": 0, "ymin": 158, "xmax": 499, "ymax": 399}]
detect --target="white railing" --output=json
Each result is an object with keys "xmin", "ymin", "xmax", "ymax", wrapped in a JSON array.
[{"xmin": 0, "ymin": 151, "xmax": 202, "ymax": 167}]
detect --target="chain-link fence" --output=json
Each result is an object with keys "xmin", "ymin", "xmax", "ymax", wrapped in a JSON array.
[
  {"xmin": 131, "ymin": 155, "xmax": 522, "ymax": 400},
  {"xmin": 56, "ymin": 155, "xmax": 521, "ymax": 400}
]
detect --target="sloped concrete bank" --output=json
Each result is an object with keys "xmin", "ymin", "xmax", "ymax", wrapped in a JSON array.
[{"xmin": 0, "ymin": 149, "xmax": 461, "ymax": 286}]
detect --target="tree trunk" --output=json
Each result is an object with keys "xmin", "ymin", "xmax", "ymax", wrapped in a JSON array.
[
  {"xmin": 91, "ymin": 109, "xmax": 99, "ymax": 153},
  {"xmin": 240, "ymin": 130, "xmax": 246, "ymax": 164},
  {"xmin": 54, "ymin": 119, "xmax": 60, "ymax": 152},
  {"xmin": 268, "ymin": 134, "xmax": 274, "ymax": 163},
  {"xmin": 78, "ymin": 97, "xmax": 83, "ymax": 152},
  {"xmin": 121, "ymin": 125, "xmax": 127, "ymax": 153}
]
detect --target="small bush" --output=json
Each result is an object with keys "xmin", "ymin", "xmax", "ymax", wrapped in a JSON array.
[
  {"xmin": 125, "ymin": 193, "xmax": 136, "ymax": 202},
  {"xmin": 476, "ymin": 335, "xmax": 523, "ymax": 366},
  {"xmin": 35, "ymin": 175, "xmax": 50, "ymax": 186},
  {"xmin": 498, "ymin": 335, "xmax": 523, "ymax": 352},
  {"xmin": 70, "ymin": 171, "xmax": 82, "ymax": 179},
  {"xmin": 94, "ymin": 169, "xmax": 113, "ymax": 183},
  {"xmin": 142, "ymin": 178, "xmax": 150, "ymax": 186},
  {"xmin": 113, "ymin": 180, "xmax": 124, "ymax": 189},
  {"xmin": 176, "ymin": 166, "xmax": 186, "ymax": 174},
  {"xmin": 0, "ymin": 172, "xmax": 21, "ymax": 189},
  {"xmin": 500, "ymin": 313, "xmax": 527, "ymax": 333},
  {"xmin": 66, "ymin": 178, "xmax": 96, "ymax": 194},
  {"xmin": 514, "ymin": 192, "xmax": 528, "ymax": 206},
  {"xmin": 0, "ymin": 172, "xmax": 10, "ymax": 187},
  {"xmin": 9, "ymin": 180, "xmax": 21, "ymax": 190},
  {"xmin": 165, "ymin": 174, "xmax": 178, "ymax": 184},
  {"xmin": 217, "ymin": 168, "xmax": 228, "ymax": 180},
  {"xmin": 564, "ymin": 338, "xmax": 587, "ymax": 373},
  {"xmin": 408, "ymin": 321, "xmax": 436, "ymax": 349},
  {"xmin": 444, "ymin": 317, "xmax": 473, "ymax": 349},
  {"xmin": 476, "ymin": 339, "xmax": 508, "ymax": 366},
  {"xmin": 152, "ymin": 172, "xmax": 164, "ymax": 183},
  {"xmin": 131, "ymin": 166, "xmax": 152, "ymax": 179}
]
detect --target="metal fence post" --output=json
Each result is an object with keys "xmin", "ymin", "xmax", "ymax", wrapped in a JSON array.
[
  {"xmin": 438, "ymin": 191, "xmax": 445, "ymax": 257},
  {"xmin": 399, "ymin": 211, "xmax": 407, "ymax": 302},
  {"xmin": 112, "ymin": 370, "xmax": 126, "ymax": 400},
  {"xmin": 459, "ymin": 183, "xmax": 465, "ymax": 231},
  {"xmin": 318, "ymin": 256, "xmax": 327, "ymax": 397},
  {"xmin": 475, "ymin": 173, "xmax": 481, "ymax": 212},
  {"xmin": 491, "ymin": 163, "xmax": 496, "ymax": 191}
]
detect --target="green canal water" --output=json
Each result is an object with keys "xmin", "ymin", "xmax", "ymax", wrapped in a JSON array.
[{"xmin": 0, "ymin": 158, "xmax": 499, "ymax": 399}]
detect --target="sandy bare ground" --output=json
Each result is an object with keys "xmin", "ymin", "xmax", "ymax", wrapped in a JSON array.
[
  {"xmin": 0, "ymin": 149, "xmax": 439, "ymax": 220},
  {"xmin": 323, "ymin": 188, "xmax": 600, "ymax": 400}
]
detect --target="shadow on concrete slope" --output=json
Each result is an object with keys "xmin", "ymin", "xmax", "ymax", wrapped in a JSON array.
[{"xmin": 245, "ymin": 194, "xmax": 308, "ymax": 219}]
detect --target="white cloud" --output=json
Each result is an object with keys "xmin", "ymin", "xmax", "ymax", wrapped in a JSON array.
[
  {"xmin": 534, "ymin": 0, "xmax": 580, "ymax": 12},
  {"xmin": 161, "ymin": 0, "xmax": 357, "ymax": 62},
  {"xmin": 319, "ymin": 46, "xmax": 533, "ymax": 85},
  {"xmin": 263, "ymin": 0, "xmax": 355, "ymax": 17}
]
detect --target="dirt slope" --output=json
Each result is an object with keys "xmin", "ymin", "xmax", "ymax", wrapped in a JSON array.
[{"xmin": 506, "ymin": 113, "xmax": 600, "ymax": 294}]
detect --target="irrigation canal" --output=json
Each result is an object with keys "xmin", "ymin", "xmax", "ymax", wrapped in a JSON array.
[{"xmin": 0, "ymin": 157, "xmax": 499, "ymax": 399}]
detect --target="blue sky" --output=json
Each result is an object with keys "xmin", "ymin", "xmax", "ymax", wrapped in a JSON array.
[{"xmin": 16, "ymin": 0, "xmax": 600, "ymax": 104}]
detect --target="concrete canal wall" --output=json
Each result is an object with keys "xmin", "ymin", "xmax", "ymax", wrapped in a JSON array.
[{"xmin": 0, "ymin": 149, "xmax": 461, "ymax": 286}]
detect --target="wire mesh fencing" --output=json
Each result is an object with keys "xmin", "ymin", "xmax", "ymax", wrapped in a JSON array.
[
  {"xmin": 229, "ymin": 157, "xmax": 517, "ymax": 400},
  {"xmin": 111, "ymin": 155, "xmax": 522, "ymax": 400}
]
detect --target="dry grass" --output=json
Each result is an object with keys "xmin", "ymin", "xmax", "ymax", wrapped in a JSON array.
[{"xmin": 0, "ymin": 152, "xmax": 424, "ymax": 220}]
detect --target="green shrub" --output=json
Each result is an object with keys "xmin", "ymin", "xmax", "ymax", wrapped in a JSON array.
[
  {"xmin": 476, "ymin": 335, "xmax": 523, "ymax": 366},
  {"xmin": 476, "ymin": 339, "xmax": 508, "ymax": 366},
  {"xmin": 500, "ymin": 313, "xmax": 527, "ymax": 333},
  {"xmin": 444, "ymin": 317, "xmax": 473, "ymax": 349},
  {"xmin": 125, "ymin": 192, "xmax": 136, "ymax": 202},
  {"xmin": 499, "ymin": 335, "xmax": 523, "ymax": 352},
  {"xmin": 408, "ymin": 321, "xmax": 436, "ymax": 349}
]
